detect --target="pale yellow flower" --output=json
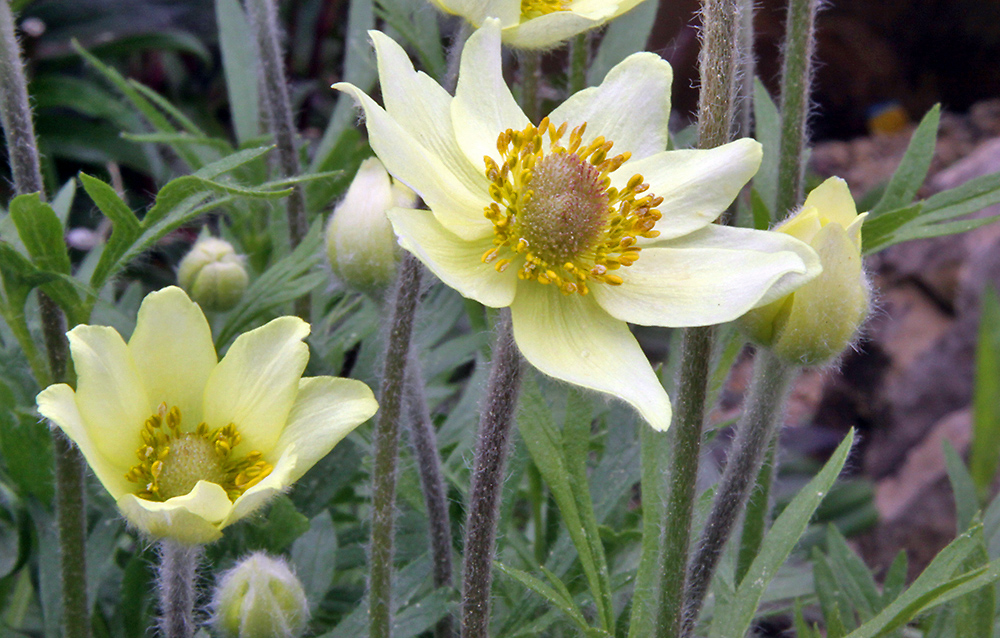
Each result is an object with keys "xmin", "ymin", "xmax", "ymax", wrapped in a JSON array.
[
  {"xmin": 335, "ymin": 20, "xmax": 820, "ymax": 431},
  {"xmin": 37, "ymin": 286, "xmax": 378, "ymax": 544},
  {"xmin": 740, "ymin": 177, "xmax": 869, "ymax": 365},
  {"xmin": 428, "ymin": 0, "xmax": 648, "ymax": 49}
]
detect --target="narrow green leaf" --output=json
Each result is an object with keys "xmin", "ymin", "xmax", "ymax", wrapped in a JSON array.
[
  {"xmin": 860, "ymin": 203, "xmax": 922, "ymax": 254},
  {"xmin": 825, "ymin": 526, "xmax": 881, "ymax": 620},
  {"xmin": 586, "ymin": 0, "xmax": 660, "ymax": 87},
  {"xmin": 943, "ymin": 440, "xmax": 979, "ymax": 533},
  {"xmin": 0, "ymin": 241, "xmax": 57, "ymax": 309},
  {"xmin": 709, "ymin": 430, "xmax": 855, "ymax": 638},
  {"xmin": 215, "ymin": 0, "xmax": 261, "ymax": 145},
  {"xmin": 129, "ymin": 81, "xmax": 204, "ymax": 136},
  {"xmin": 752, "ymin": 78, "xmax": 781, "ymax": 217},
  {"xmin": 495, "ymin": 562, "xmax": 591, "ymax": 633},
  {"xmin": 751, "ymin": 187, "xmax": 772, "ymax": 230},
  {"xmin": 290, "ymin": 511, "xmax": 337, "ymax": 611},
  {"xmin": 79, "ymin": 173, "xmax": 140, "ymax": 234},
  {"xmin": 813, "ymin": 547, "xmax": 855, "ymax": 636},
  {"xmin": 881, "ymin": 551, "xmax": 908, "ymax": 607},
  {"xmin": 870, "ymin": 105, "xmax": 941, "ymax": 217},
  {"xmin": 972, "ymin": 289, "xmax": 1000, "ymax": 504},
  {"xmin": 953, "ymin": 527, "xmax": 993, "ymax": 638}
]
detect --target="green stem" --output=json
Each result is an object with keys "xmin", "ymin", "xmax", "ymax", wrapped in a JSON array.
[
  {"xmin": 655, "ymin": 326, "xmax": 714, "ymax": 638},
  {"xmin": 568, "ymin": 33, "xmax": 588, "ymax": 95},
  {"xmin": 682, "ymin": 350, "xmax": 796, "ymax": 635},
  {"xmin": 519, "ymin": 51, "xmax": 542, "ymax": 125},
  {"xmin": 774, "ymin": 0, "xmax": 819, "ymax": 217},
  {"xmin": 655, "ymin": 0, "xmax": 739, "ymax": 634},
  {"xmin": 0, "ymin": 6, "xmax": 89, "ymax": 638},
  {"xmin": 735, "ymin": 0, "xmax": 756, "ymax": 139},
  {"xmin": 244, "ymin": 0, "xmax": 310, "ymax": 318},
  {"xmin": 460, "ymin": 311, "xmax": 522, "ymax": 638},
  {"xmin": 369, "ymin": 253, "xmax": 423, "ymax": 638},
  {"xmin": 156, "ymin": 541, "xmax": 202, "ymax": 638}
]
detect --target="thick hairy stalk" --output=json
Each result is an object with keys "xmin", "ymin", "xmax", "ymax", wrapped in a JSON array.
[
  {"xmin": 682, "ymin": 350, "xmax": 795, "ymax": 634},
  {"xmin": 518, "ymin": 52, "xmax": 542, "ymax": 125},
  {"xmin": 0, "ymin": 6, "xmax": 89, "ymax": 638},
  {"xmin": 369, "ymin": 254, "xmax": 424, "ymax": 638},
  {"xmin": 157, "ymin": 541, "xmax": 202, "ymax": 638},
  {"xmin": 461, "ymin": 312, "xmax": 522, "ymax": 638}
]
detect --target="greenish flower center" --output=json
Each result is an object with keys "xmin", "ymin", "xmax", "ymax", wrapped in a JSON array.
[{"xmin": 125, "ymin": 404, "xmax": 272, "ymax": 502}]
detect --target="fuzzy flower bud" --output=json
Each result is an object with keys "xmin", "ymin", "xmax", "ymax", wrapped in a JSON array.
[
  {"xmin": 325, "ymin": 157, "xmax": 417, "ymax": 291},
  {"xmin": 739, "ymin": 177, "xmax": 870, "ymax": 366},
  {"xmin": 211, "ymin": 553, "xmax": 309, "ymax": 638},
  {"xmin": 177, "ymin": 237, "xmax": 249, "ymax": 312}
]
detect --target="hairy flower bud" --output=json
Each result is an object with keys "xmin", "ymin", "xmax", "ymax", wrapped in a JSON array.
[
  {"xmin": 177, "ymin": 237, "xmax": 249, "ymax": 312},
  {"xmin": 211, "ymin": 553, "xmax": 309, "ymax": 638},
  {"xmin": 740, "ymin": 177, "xmax": 870, "ymax": 366},
  {"xmin": 326, "ymin": 158, "xmax": 417, "ymax": 291}
]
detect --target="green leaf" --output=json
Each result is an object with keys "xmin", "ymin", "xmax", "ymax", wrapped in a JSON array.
[
  {"xmin": 881, "ymin": 551, "xmax": 908, "ymax": 607},
  {"xmin": 972, "ymin": 288, "xmax": 1000, "ymax": 501},
  {"xmin": 709, "ymin": 430, "xmax": 855, "ymax": 638},
  {"xmin": 244, "ymin": 495, "xmax": 309, "ymax": 553},
  {"xmin": 813, "ymin": 549, "xmax": 854, "ymax": 636},
  {"xmin": 870, "ymin": 105, "xmax": 941, "ymax": 218},
  {"xmin": 953, "ymin": 526, "xmax": 994, "ymax": 638},
  {"xmin": 8, "ymin": 193, "xmax": 70, "ymax": 275},
  {"xmin": 824, "ymin": 526, "xmax": 881, "ymax": 621},
  {"xmin": 495, "ymin": 562, "xmax": 592, "ymax": 633},
  {"xmin": 290, "ymin": 510, "xmax": 337, "ymax": 612},
  {"xmin": 752, "ymin": 78, "xmax": 781, "ymax": 217},
  {"xmin": 215, "ymin": 0, "xmax": 261, "ymax": 145},
  {"xmin": 375, "ymin": 0, "xmax": 445, "ymax": 80},
  {"xmin": 751, "ymin": 187, "xmax": 772, "ymax": 230},
  {"xmin": 0, "ymin": 407, "xmax": 55, "ymax": 505},
  {"xmin": 586, "ymin": 0, "xmax": 660, "ymax": 87},
  {"xmin": 860, "ymin": 203, "xmax": 922, "ymax": 254},
  {"xmin": 0, "ymin": 241, "xmax": 58, "ymax": 309},
  {"xmin": 943, "ymin": 440, "xmax": 979, "ymax": 533}
]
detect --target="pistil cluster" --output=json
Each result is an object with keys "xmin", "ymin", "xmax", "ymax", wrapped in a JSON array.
[
  {"xmin": 482, "ymin": 117, "xmax": 664, "ymax": 295},
  {"xmin": 125, "ymin": 403, "xmax": 273, "ymax": 502}
]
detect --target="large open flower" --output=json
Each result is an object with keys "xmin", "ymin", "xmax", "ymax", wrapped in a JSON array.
[
  {"xmin": 428, "ymin": 0, "xmax": 647, "ymax": 49},
  {"xmin": 36, "ymin": 287, "xmax": 378, "ymax": 544},
  {"xmin": 335, "ymin": 20, "xmax": 820, "ymax": 431}
]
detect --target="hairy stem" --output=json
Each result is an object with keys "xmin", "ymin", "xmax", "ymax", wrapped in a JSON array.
[
  {"xmin": 404, "ymin": 362, "xmax": 455, "ymax": 638},
  {"xmin": 461, "ymin": 311, "xmax": 522, "ymax": 638},
  {"xmin": 244, "ymin": 0, "xmax": 310, "ymax": 317},
  {"xmin": 369, "ymin": 253, "xmax": 424, "ymax": 638},
  {"xmin": 519, "ymin": 51, "xmax": 541, "ymax": 125},
  {"xmin": 774, "ymin": 0, "xmax": 820, "ymax": 216},
  {"xmin": 569, "ymin": 33, "xmax": 589, "ymax": 95},
  {"xmin": 736, "ymin": 437, "xmax": 777, "ymax": 583},
  {"xmin": 682, "ymin": 350, "xmax": 795, "ymax": 634},
  {"xmin": 0, "ymin": 6, "xmax": 89, "ymax": 638},
  {"xmin": 156, "ymin": 541, "xmax": 202, "ymax": 638}
]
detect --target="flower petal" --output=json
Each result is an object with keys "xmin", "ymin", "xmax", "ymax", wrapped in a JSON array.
[
  {"xmin": 116, "ymin": 481, "xmax": 231, "ymax": 544},
  {"xmin": 547, "ymin": 52, "xmax": 672, "ymax": 159},
  {"xmin": 803, "ymin": 176, "xmax": 858, "ymax": 227},
  {"xmin": 592, "ymin": 224, "xmax": 821, "ymax": 326},
  {"xmin": 501, "ymin": 11, "xmax": 604, "ymax": 49},
  {"xmin": 369, "ymin": 31, "xmax": 490, "ymax": 217},
  {"xmin": 432, "ymin": 0, "xmax": 521, "ymax": 26},
  {"xmin": 334, "ymin": 82, "xmax": 493, "ymax": 240},
  {"xmin": 510, "ymin": 283, "xmax": 672, "ymax": 431},
  {"xmin": 453, "ymin": 18, "xmax": 530, "ymax": 170},
  {"xmin": 36, "ymin": 384, "xmax": 132, "ymax": 498},
  {"xmin": 202, "ymin": 317, "xmax": 310, "ymax": 455},
  {"xmin": 619, "ymin": 139, "xmax": 763, "ymax": 240},
  {"xmin": 67, "ymin": 324, "xmax": 150, "ymax": 466},
  {"xmin": 389, "ymin": 208, "xmax": 519, "ymax": 307},
  {"xmin": 127, "ymin": 286, "xmax": 217, "ymax": 426}
]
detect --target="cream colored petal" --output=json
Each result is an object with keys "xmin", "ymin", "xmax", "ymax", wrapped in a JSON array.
[
  {"xmin": 68, "ymin": 325, "xmax": 150, "ymax": 467},
  {"xmin": 510, "ymin": 283, "xmax": 672, "ymax": 431},
  {"xmin": 116, "ymin": 481, "xmax": 231, "ymax": 545},
  {"xmin": 435, "ymin": 0, "xmax": 521, "ymax": 26},
  {"xmin": 128, "ymin": 286, "xmax": 216, "ymax": 426},
  {"xmin": 593, "ymin": 224, "xmax": 821, "ymax": 327},
  {"xmin": 500, "ymin": 10, "xmax": 606, "ymax": 49},
  {"xmin": 36, "ymin": 384, "xmax": 132, "ymax": 499},
  {"xmin": 453, "ymin": 19, "xmax": 530, "ymax": 170},
  {"xmin": 334, "ymin": 82, "xmax": 493, "ymax": 240},
  {"xmin": 220, "ymin": 456, "xmax": 295, "ymax": 528},
  {"xmin": 389, "ymin": 208, "xmax": 519, "ymax": 307},
  {"xmin": 570, "ymin": 0, "xmax": 643, "ymax": 15},
  {"xmin": 803, "ymin": 176, "xmax": 858, "ymax": 227},
  {"xmin": 369, "ymin": 31, "xmax": 490, "ymax": 212},
  {"xmin": 618, "ymin": 139, "xmax": 763, "ymax": 240},
  {"xmin": 846, "ymin": 212, "xmax": 867, "ymax": 250},
  {"xmin": 202, "ymin": 317, "xmax": 310, "ymax": 455},
  {"xmin": 776, "ymin": 206, "xmax": 822, "ymax": 243},
  {"xmin": 547, "ymin": 52, "xmax": 672, "ymax": 159}
]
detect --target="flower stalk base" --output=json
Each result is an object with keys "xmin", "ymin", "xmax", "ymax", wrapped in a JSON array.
[{"xmin": 157, "ymin": 541, "xmax": 203, "ymax": 638}]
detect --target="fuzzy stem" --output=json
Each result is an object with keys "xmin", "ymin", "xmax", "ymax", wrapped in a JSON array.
[
  {"xmin": 243, "ymin": 0, "xmax": 310, "ymax": 317},
  {"xmin": 444, "ymin": 21, "xmax": 471, "ymax": 93},
  {"xmin": 461, "ymin": 311, "xmax": 522, "ymax": 638},
  {"xmin": 404, "ymin": 361, "xmax": 455, "ymax": 638},
  {"xmin": 734, "ymin": 0, "xmax": 755, "ymax": 139},
  {"xmin": 735, "ymin": 437, "xmax": 777, "ymax": 583},
  {"xmin": 568, "ymin": 33, "xmax": 588, "ymax": 95},
  {"xmin": 656, "ymin": 0, "xmax": 739, "ymax": 635},
  {"xmin": 369, "ymin": 253, "xmax": 424, "ymax": 638},
  {"xmin": 519, "ymin": 51, "xmax": 542, "ymax": 125},
  {"xmin": 655, "ymin": 326, "xmax": 714, "ymax": 638},
  {"xmin": 156, "ymin": 541, "xmax": 202, "ymax": 638},
  {"xmin": 0, "ymin": 6, "xmax": 89, "ymax": 638},
  {"xmin": 774, "ymin": 0, "xmax": 819, "ymax": 216},
  {"xmin": 681, "ymin": 350, "xmax": 795, "ymax": 635}
]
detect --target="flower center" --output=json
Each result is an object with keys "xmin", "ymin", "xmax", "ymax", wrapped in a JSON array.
[
  {"xmin": 482, "ymin": 118, "xmax": 664, "ymax": 295},
  {"xmin": 125, "ymin": 404, "xmax": 273, "ymax": 502},
  {"xmin": 520, "ymin": 0, "xmax": 570, "ymax": 19}
]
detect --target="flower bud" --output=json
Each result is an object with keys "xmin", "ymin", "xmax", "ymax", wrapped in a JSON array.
[
  {"xmin": 177, "ymin": 237, "xmax": 249, "ymax": 312},
  {"xmin": 325, "ymin": 157, "xmax": 417, "ymax": 291},
  {"xmin": 739, "ymin": 177, "xmax": 870, "ymax": 366},
  {"xmin": 211, "ymin": 553, "xmax": 309, "ymax": 638}
]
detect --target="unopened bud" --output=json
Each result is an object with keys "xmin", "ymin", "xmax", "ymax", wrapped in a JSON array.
[
  {"xmin": 211, "ymin": 553, "xmax": 309, "ymax": 638},
  {"xmin": 325, "ymin": 158, "xmax": 417, "ymax": 291},
  {"xmin": 177, "ymin": 237, "xmax": 249, "ymax": 312},
  {"xmin": 739, "ymin": 177, "xmax": 870, "ymax": 366}
]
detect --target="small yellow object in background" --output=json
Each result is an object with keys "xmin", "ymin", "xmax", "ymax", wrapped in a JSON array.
[{"xmin": 867, "ymin": 101, "xmax": 910, "ymax": 135}]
